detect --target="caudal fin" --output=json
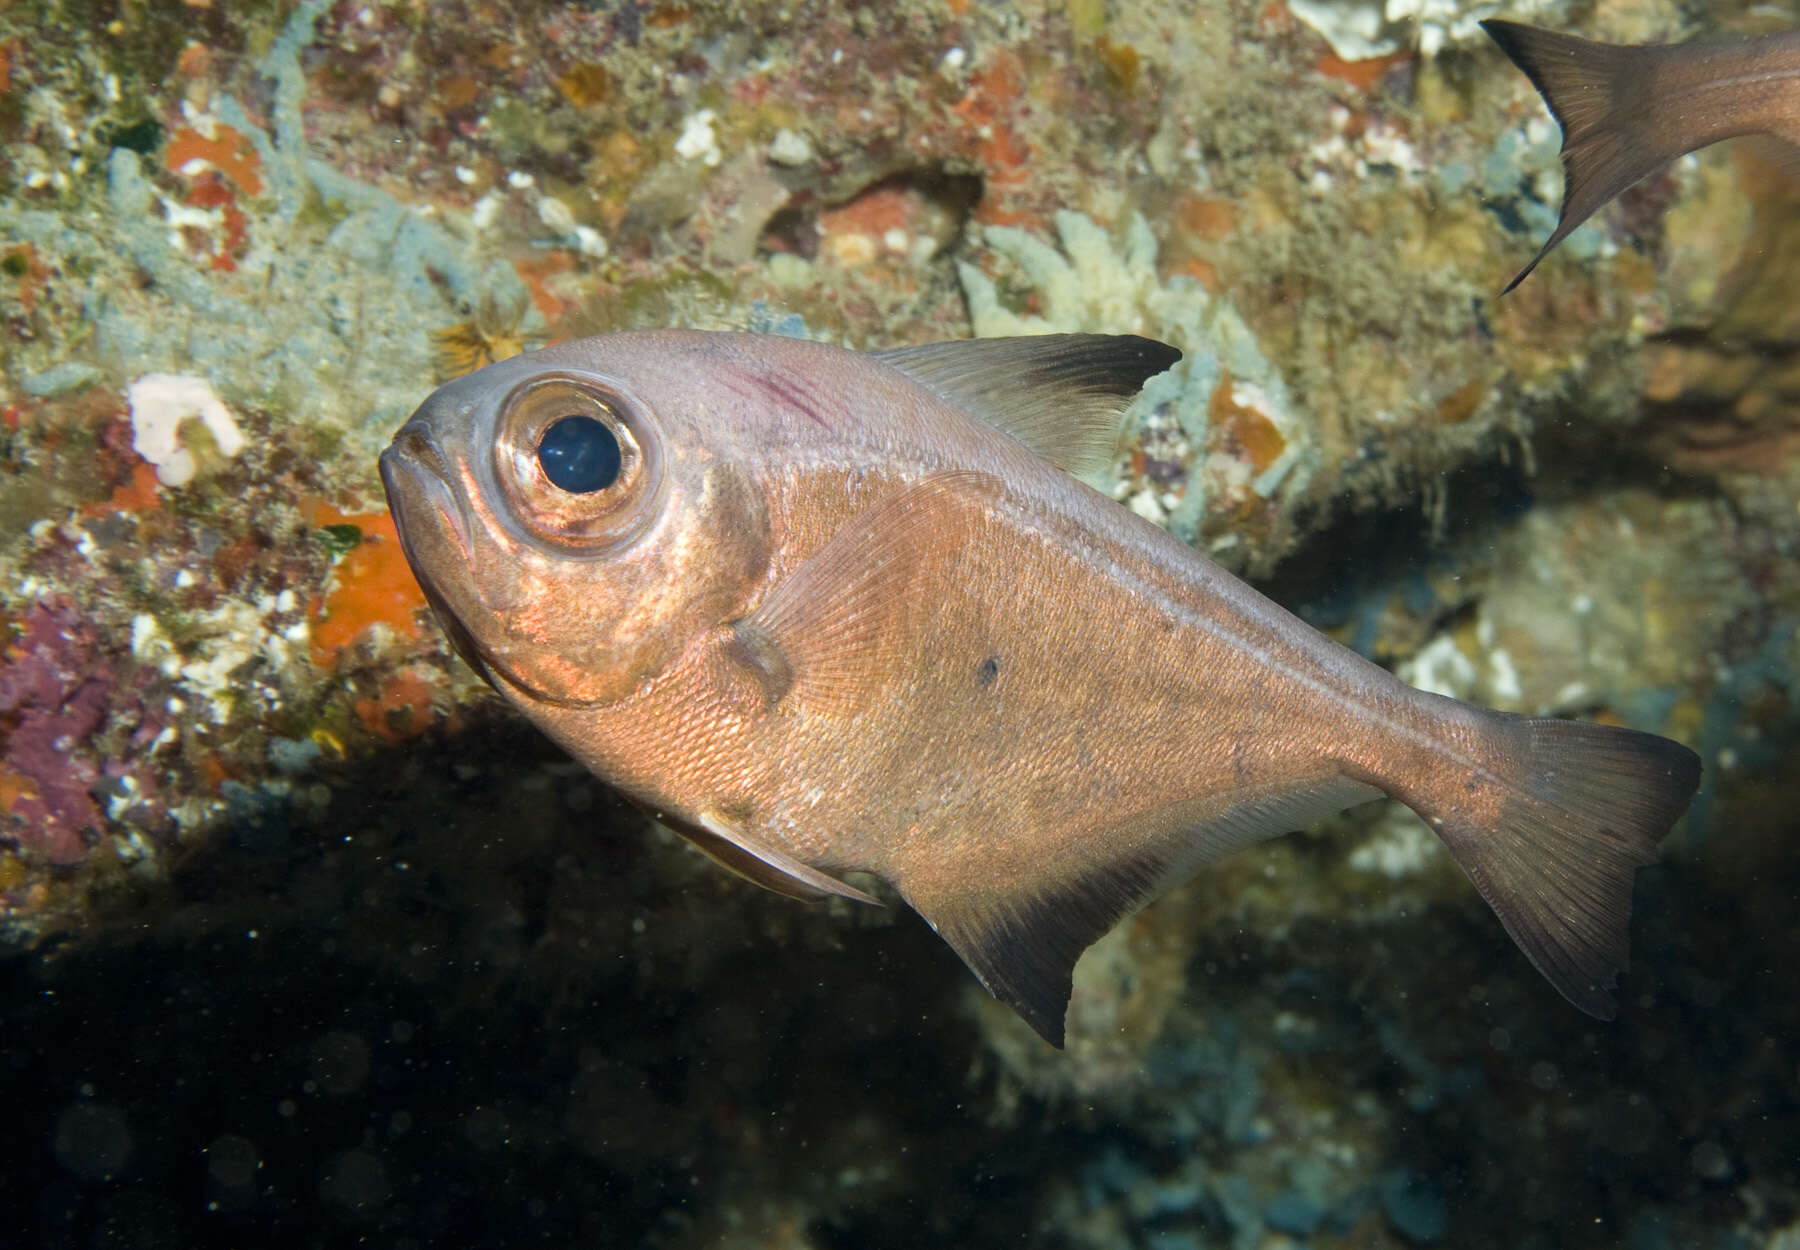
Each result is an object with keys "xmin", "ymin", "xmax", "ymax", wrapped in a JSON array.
[
  {"xmin": 1424, "ymin": 715, "xmax": 1700, "ymax": 1018},
  {"xmin": 1481, "ymin": 20, "xmax": 1687, "ymax": 292}
]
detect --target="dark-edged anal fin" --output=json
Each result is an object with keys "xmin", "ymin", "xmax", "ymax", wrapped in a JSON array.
[
  {"xmin": 902, "ymin": 854, "xmax": 1167, "ymax": 1049},
  {"xmin": 895, "ymin": 778, "xmax": 1389, "ymax": 1047},
  {"xmin": 873, "ymin": 335, "xmax": 1181, "ymax": 476}
]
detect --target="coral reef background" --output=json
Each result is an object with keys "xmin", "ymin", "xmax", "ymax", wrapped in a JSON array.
[{"xmin": 1, "ymin": 0, "xmax": 1796, "ymax": 1245}]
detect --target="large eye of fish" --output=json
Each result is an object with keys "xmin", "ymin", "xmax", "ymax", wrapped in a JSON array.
[
  {"xmin": 538, "ymin": 416, "xmax": 621, "ymax": 493},
  {"xmin": 494, "ymin": 375, "xmax": 663, "ymax": 551}
]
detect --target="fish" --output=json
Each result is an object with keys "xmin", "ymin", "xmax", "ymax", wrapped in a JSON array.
[
  {"xmin": 1481, "ymin": 18, "xmax": 1800, "ymax": 291},
  {"xmin": 379, "ymin": 330, "xmax": 1701, "ymax": 1047}
]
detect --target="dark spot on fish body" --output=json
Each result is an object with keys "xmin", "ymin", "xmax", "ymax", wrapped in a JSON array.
[
  {"xmin": 977, "ymin": 655, "xmax": 1000, "ymax": 687},
  {"xmin": 1228, "ymin": 737, "xmax": 1251, "ymax": 785}
]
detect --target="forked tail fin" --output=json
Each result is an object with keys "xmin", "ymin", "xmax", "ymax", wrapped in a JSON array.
[
  {"xmin": 1481, "ymin": 20, "xmax": 1692, "ymax": 292},
  {"xmin": 1418, "ymin": 714, "xmax": 1701, "ymax": 1018}
]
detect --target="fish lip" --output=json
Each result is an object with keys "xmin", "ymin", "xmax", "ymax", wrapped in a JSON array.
[
  {"xmin": 379, "ymin": 424, "xmax": 494, "ymax": 683},
  {"xmin": 380, "ymin": 423, "xmax": 470, "ymax": 557}
]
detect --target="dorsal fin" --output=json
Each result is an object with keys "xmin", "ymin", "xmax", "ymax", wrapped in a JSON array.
[
  {"xmin": 723, "ymin": 470, "xmax": 1003, "ymax": 717},
  {"xmin": 678, "ymin": 809, "xmax": 882, "ymax": 905},
  {"xmin": 872, "ymin": 335, "xmax": 1181, "ymax": 476}
]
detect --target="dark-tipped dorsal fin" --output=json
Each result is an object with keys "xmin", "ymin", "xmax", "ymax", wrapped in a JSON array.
[{"xmin": 873, "ymin": 334, "xmax": 1181, "ymax": 476}]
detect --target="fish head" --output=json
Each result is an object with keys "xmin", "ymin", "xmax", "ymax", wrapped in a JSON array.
[{"xmin": 379, "ymin": 335, "xmax": 773, "ymax": 707}]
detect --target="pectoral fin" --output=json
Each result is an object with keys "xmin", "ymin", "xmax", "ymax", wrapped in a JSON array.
[
  {"xmin": 873, "ymin": 335, "xmax": 1181, "ymax": 476},
  {"xmin": 725, "ymin": 470, "xmax": 1002, "ymax": 716},
  {"xmin": 680, "ymin": 809, "xmax": 882, "ymax": 906}
]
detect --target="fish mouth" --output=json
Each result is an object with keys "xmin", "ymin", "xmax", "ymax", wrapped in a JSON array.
[
  {"xmin": 379, "ymin": 427, "xmax": 496, "ymax": 687},
  {"xmin": 380, "ymin": 424, "xmax": 469, "ymax": 554},
  {"xmin": 379, "ymin": 425, "xmax": 613, "ymax": 709}
]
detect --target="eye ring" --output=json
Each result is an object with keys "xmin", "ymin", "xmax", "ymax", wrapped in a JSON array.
[{"xmin": 491, "ymin": 373, "xmax": 663, "ymax": 553}]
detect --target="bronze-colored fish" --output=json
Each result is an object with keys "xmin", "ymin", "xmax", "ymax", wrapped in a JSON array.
[
  {"xmin": 1482, "ymin": 18, "xmax": 1800, "ymax": 291},
  {"xmin": 379, "ymin": 330, "xmax": 1700, "ymax": 1046}
]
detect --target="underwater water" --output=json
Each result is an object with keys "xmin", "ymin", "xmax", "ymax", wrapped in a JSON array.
[{"xmin": 2, "ymin": 0, "xmax": 1798, "ymax": 1246}]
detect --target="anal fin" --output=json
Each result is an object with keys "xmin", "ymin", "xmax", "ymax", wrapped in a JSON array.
[
  {"xmin": 910, "ymin": 855, "xmax": 1165, "ymax": 1049},
  {"xmin": 900, "ymin": 778, "xmax": 1382, "ymax": 1047}
]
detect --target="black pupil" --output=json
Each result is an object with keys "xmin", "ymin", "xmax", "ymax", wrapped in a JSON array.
[{"xmin": 537, "ymin": 415, "xmax": 621, "ymax": 493}]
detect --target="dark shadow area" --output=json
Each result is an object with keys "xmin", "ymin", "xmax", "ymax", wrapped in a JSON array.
[
  {"xmin": 1259, "ymin": 458, "xmax": 1537, "ymax": 658},
  {"xmin": 3, "ymin": 710, "xmax": 1012, "ymax": 1248},
  {"xmin": 6, "ymin": 678, "xmax": 1797, "ymax": 1247}
]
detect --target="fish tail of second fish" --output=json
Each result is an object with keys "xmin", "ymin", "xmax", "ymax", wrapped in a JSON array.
[
  {"xmin": 1376, "ymin": 702, "xmax": 1701, "ymax": 1019},
  {"xmin": 1481, "ymin": 19, "xmax": 1694, "ymax": 292}
]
